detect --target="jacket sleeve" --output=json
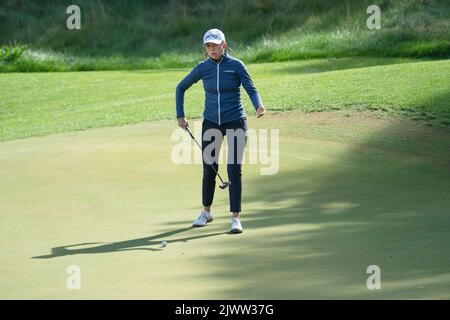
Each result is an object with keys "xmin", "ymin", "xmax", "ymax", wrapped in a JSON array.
[
  {"xmin": 176, "ymin": 63, "xmax": 202, "ymax": 118},
  {"xmin": 237, "ymin": 61, "xmax": 263, "ymax": 110}
]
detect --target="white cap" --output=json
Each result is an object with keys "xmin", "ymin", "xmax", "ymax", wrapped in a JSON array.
[{"xmin": 203, "ymin": 28, "xmax": 225, "ymax": 45}]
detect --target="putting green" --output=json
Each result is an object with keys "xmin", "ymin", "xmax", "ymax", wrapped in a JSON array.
[{"xmin": 1, "ymin": 111, "xmax": 449, "ymax": 299}]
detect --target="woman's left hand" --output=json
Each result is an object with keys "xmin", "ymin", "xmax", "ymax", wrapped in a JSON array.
[{"xmin": 256, "ymin": 105, "xmax": 265, "ymax": 118}]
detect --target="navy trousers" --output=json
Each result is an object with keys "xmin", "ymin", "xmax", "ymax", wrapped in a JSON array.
[{"xmin": 201, "ymin": 117, "xmax": 248, "ymax": 213}]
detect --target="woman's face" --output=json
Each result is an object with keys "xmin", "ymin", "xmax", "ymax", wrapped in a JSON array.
[{"xmin": 204, "ymin": 42, "xmax": 226, "ymax": 60}]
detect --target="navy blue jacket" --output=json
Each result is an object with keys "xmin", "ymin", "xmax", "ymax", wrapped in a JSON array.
[{"xmin": 176, "ymin": 52, "xmax": 262, "ymax": 125}]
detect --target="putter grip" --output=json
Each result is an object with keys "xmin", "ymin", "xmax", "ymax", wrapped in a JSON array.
[{"xmin": 185, "ymin": 127, "xmax": 194, "ymax": 139}]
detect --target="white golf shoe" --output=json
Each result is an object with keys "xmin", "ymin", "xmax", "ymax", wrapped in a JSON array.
[
  {"xmin": 192, "ymin": 211, "xmax": 213, "ymax": 227},
  {"xmin": 230, "ymin": 217, "xmax": 243, "ymax": 234}
]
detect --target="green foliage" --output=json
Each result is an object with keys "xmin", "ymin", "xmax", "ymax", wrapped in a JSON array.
[
  {"xmin": 0, "ymin": 0, "xmax": 449, "ymax": 72},
  {"xmin": 0, "ymin": 43, "xmax": 27, "ymax": 64}
]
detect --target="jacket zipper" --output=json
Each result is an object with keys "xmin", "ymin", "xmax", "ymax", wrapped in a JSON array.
[{"xmin": 216, "ymin": 58, "xmax": 222, "ymax": 125}]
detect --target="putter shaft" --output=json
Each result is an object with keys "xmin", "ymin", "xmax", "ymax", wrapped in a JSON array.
[{"xmin": 185, "ymin": 127, "xmax": 230, "ymax": 189}]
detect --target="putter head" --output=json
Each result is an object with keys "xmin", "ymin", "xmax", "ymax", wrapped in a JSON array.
[{"xmin": 219, "ymin": 181, "xmax": 231, "ymax": 189}]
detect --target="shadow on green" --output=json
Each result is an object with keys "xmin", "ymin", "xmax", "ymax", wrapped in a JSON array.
[
  {"xmin": 204, "ymin": 118, "xmax": 450, "ymax": 298},
  {"xmin": 32, "ymin": 227, "xmax": 228, "ymax": 259},
  {"xmin": 28, "ymin": 111, "xmax": 450, "ymax": 298}
]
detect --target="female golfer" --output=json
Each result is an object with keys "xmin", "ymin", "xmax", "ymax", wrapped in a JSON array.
[{"xmin": 176, "ymin": 28, "xmax": 265, "ymax": 233}]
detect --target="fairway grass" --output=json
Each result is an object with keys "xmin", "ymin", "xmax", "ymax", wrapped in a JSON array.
[
  {"xmin": 1, "ymin": 58, "xmax": 450, "ymax": 142},
  {"xmin": 1, "ymin": 111, "xmax": 449, "ymax": 299}
]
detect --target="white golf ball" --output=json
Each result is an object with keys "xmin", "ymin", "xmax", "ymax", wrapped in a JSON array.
[{"xmin": 161, "ymin": 241, "xmax": 168, "ymax": 248}]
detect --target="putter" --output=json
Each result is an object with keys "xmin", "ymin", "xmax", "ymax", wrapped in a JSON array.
[{"xmin": 184, "ymin": 126, "xmax": 231, "ymax": 190}]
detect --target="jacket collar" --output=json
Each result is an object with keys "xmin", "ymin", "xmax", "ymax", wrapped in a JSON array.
[{"xmin": 208, "ymin": 51, "xmax": 229, "ymax": 65}]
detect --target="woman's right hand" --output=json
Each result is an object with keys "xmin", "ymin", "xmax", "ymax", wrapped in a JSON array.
[{"xmin": 177, "ymin": 117, "xmax": 189, "ymax": 129}]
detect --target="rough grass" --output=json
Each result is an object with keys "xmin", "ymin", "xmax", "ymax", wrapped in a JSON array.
[{"xmin": 1, "ymin": 0, "xmax": 449, "ymax": 72}]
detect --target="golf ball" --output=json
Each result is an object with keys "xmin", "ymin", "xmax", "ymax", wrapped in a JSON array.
[{"xmin": 161, "ymin": 241, "xmax": 168, "ymax": 248}]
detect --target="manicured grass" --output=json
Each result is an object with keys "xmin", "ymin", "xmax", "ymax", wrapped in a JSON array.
[
  {"xmin": 1, "ymin": 111, "xmax": 449, "ymax": 299},
  {"xmin": 1, "ymin": 57, "xmax": 449, "ymax": 141}
]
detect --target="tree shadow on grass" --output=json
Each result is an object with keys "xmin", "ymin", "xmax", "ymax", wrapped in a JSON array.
[
  {"xmin": 203, "ymin": 115, "xmax": 450, "ymax": 299},
  {"xmin": 267, "ymin": 57, "xmax": 427, "ymax": 75},
  {"xmin": 412, "ymin": 89, "xmax": 450, "ymax": 127},
  {"xmin": 32, "ymin": 227, "xmax": 228, "ymax": 259}
]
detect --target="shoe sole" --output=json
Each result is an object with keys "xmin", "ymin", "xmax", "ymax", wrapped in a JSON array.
[
  {"xmin": 192, "ymin": 218, "xmax": 213, "ymax": 227},
  {"xmin": 230, "ymin": 228, "xmax": 243, "ymax": 234}
]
